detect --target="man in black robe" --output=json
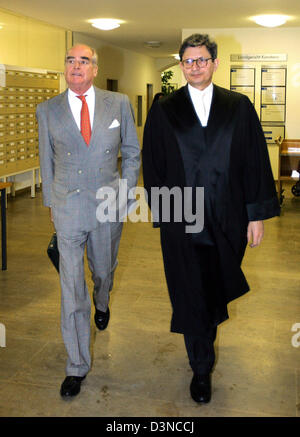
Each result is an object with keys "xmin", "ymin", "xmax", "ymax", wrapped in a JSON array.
[{"xmin": 142, "ymin": 34, "xmax": 280, "ymax": 404}]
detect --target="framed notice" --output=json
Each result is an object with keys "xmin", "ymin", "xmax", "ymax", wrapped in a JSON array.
[
  {"xmin": 230, "ymin": 67, "xmax": 255, "ymax": 86},
  {"xmin": 261, "ymin": 66, "xmax": 286, "ymax": 123},
  {"xmin": 261, "ymin": 104, "xmax": 285, "ymax": 123},
  {"xmin": 261, "ymin": 68, "xmax": 286, "ymax": 86},
  {"xmin": 230, "ymin": 67, "xmax": 255, "ymax": 104},
  {"xmin": 231, "ymin": 86, "xmax": 255, "ymax": 104},
  {"xmin": 261, "ymin": 86, "xmax": 286, "ymax": 105},
  {"xmin": 262, "ymin": 125, "xmax": 285, "ymax": 144}
]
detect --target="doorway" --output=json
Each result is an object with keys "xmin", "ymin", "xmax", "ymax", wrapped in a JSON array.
[
  {"xmin": 146, "ymin": 83, "xmax": 153, "ymax": 113},
  {"xmin": 107, "ymin": 79, "xmax": 118, "ymax": 92}
]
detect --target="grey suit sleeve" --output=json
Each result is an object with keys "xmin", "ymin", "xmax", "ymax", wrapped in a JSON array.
[
  {"xmin": 36, "ymin": 102, "xmax": 54, "ymax": 207},
  {"xmin": 119, "ymin": 94, "xmax": 141, "ymax": 201}
]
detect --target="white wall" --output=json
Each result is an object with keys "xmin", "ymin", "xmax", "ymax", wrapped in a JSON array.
[
  {"xmin": 155, "ymin": 57, "xmax": 178, "ymax": 72},
  {"xmin": 0, "ymin": 9, "xmax": 66, "ymax": 71}
]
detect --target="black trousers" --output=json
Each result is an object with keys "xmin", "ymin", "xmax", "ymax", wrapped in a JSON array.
[
  {"xmin": 161, "ymin": 228, "xmax": 225, "ymax": 374},
  {"xmin": 184, "ymin": 326, "xmax": 217, "ymax": 375}
]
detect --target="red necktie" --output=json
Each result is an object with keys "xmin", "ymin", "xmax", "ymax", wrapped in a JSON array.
[{"xmin": 76, "ymin": 95, "xmax": 91, "ymax": 146}]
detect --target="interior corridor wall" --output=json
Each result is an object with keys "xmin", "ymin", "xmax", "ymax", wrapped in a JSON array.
[{"xmin": 0, "ymin": 8, "xmax": 66, "ymax": 70}]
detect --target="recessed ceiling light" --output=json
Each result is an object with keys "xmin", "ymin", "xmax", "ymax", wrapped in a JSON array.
[
  {"xmin": 251, "ymin": 14, "xmax": 289, "ymax": 28},
  {"xmin": 144, "ymin": 41, "xmax": 162, "ymax": 48},
  {"xmin": 173, "ymin": 54, "xmax": 180, "ymax": 60},
  {"xmin": 89, "ymin": 19, "xmax": 123, "ymax": 31}
]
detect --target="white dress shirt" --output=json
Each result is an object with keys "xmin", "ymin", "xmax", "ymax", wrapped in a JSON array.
[
  {"xmin": 188, "ymin": 82, "xmax": 213, "ymax": 127},
  {"xmin": 68, "ymin": 85, "xmax": 95, "ymax": 130}
]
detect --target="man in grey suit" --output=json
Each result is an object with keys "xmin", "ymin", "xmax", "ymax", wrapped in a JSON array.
[{"xmin": 36, "ymin": 44, "xmax": 140, "ymax": 398}]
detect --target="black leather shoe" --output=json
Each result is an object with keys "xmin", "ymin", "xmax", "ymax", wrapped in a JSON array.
[
  {"xmin": 60, "ymin": 375, "xmax": 86, "ymax": 398},
  {"xmin": 190, "ymin": 373, "xmax": 211, "ymax": 403},
  {"xmin": 94, "ymin": 307, "xmax": 110, "ymax": 330}
]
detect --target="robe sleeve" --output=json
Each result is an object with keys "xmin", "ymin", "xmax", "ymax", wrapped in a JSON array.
[{"xmin": 240, "ymin": 97, "xmax": 280, "ymax": 221}]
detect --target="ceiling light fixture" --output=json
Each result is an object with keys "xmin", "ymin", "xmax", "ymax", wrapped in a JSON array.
[
  {"xmin": 90, "ymin": 19, "xmax": 123, "ymax": 31},
  {"xmin": 144, "ymin": 41, "xmax": 162, "ymax": 49},
  {"xmin": 251, "ymin": 14, "xmax": 289, "ymax": 28}
]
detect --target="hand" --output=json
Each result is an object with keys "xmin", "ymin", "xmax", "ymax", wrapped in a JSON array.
[{"xmin": 247, "ymin": 220, "xmax": 264, "ymax": 248}]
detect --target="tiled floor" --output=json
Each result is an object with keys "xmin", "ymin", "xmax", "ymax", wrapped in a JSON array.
[{"xmin": 0, "ymin": 179, "xmax": 299, "ymax": 417}]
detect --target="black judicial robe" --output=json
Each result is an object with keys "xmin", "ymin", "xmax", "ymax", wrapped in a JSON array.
[{"xmin": 142, "ymin": 84, "xmax": 280, "ymax": 335}]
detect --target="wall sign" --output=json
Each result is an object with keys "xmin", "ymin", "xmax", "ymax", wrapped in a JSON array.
[
  {"xmin": 263, "ymin": 126, "xmax": 285, "ymax": 144},
  {"xmin": 261, "ymin": 104, "xmax": 286, "ymax": 123},
  {"xmin": 261, "ymin": 68, "xmax": 286, "ymax": 86},
  {"xmin": 229, "ymin": 57, "xmax": 287, "ymax": 166},
  {"xmin": 230, "ymin": 67, "xmax": 255, "ymax": 104},
  {"xmin": 260, "ymin": 67, "xmax": 287, "ymax": 123},
  {"xmin": 261, "ymin": 87, "xmax": 286, "ymax": 105},
  {"xmin": 230, "ymin": 54, "xmax": 287, "ymax": 62}
]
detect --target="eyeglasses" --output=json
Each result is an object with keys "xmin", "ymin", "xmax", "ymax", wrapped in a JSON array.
[
  {"xmin": 182, "ymin": 57, "xmax": 213, "ymax": 68},
  {"xmin": 65, "ymin": 57, "xmax": 92, "ymax": 66}
]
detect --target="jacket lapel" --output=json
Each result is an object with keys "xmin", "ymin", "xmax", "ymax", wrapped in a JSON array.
[
  {"xmin": 54, "ymin": 90, "xmax": 83, "ymax": 141},
  {"xmin": 206, "ymin": 85, "xmax": 238, "ymax": 152},
  {"xmin": 52, "ymin": 88, "xmax": 115, "ymax": 150},
  {"xmin": 160, "ymin": 83, "xmax": 242, "ymax": 187},
  {"xmin": 160, "ymin": 85, "xmax": 206, "ymax": 186},
  {"xmin": 164, "ymin": 85, "xmax": 204, "ymax": 128},
  {"xmin": 161, "ymin": 85, "xmax": 206, "ymax": 146},
  {"xmin": 90, "ymin": 88, "xmax": 115, "ymax": 146},
  {"xmin": 51, "ymin": 90, "xmax": 91, "ymax": 152}
]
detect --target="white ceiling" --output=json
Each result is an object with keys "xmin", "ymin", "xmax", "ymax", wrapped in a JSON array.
[{"xmin": 0, "ymin": 0, "xmax": 299, "ymax": 58}]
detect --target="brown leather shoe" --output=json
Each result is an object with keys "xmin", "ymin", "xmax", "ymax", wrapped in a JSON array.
[
  {"xmin": 190, "ymin": 373, "xmax": 211, "ymax": 403},
  {"xmin": 94, "ymin": 307, "xmax": 110, "ymax": 330}
]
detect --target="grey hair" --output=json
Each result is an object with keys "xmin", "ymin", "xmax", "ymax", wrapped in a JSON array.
[
  {"xmin": 65, "ymin": 44, "xmax": 98, "ymax": 65},
  {"xmin": 90, "ymin": 47, "xmax": 98, "ymax": 65}
]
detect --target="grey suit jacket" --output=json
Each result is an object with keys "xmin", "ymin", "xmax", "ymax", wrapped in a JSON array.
[{"xmin": 36, "ymin": 86, "xmax": 140, "ymax": 233}]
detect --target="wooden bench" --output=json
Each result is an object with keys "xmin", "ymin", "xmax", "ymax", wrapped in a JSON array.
[{"xmin": 276, "ymin": 138, "xmax": 300, "ymax": 203}]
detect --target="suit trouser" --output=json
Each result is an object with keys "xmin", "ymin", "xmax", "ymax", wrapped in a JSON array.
[{"xmin": 57, "ymin": 221, "xmax": 123, "ymax": 376}]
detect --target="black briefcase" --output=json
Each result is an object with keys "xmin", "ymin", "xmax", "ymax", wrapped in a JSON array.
[{"xmin": 47, "ymin": 232, "xmax": 59, "ymax": 272}]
